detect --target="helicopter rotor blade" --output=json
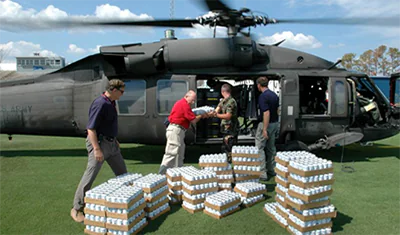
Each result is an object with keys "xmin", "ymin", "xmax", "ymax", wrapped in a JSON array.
[
  {"xmin": 0, "ymin": 18, "xmax": 199, "ymax": 31},
  {"xmin": 273, "ymin": 17, "xmax": 400, "ymax": 27},
  {"xmin": 202, "ymin": 0, "xmax": 232, "ymax": 12}
]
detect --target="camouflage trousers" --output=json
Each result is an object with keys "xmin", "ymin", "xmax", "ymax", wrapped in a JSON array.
[{"xmin": 222, "ymin": 134, "xmax": 237, "ymax": 163}]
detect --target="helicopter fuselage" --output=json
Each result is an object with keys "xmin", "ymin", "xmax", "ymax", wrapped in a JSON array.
[{"xmin": 1, "ymin": 37, "xmax": 399, "ymax": 149}]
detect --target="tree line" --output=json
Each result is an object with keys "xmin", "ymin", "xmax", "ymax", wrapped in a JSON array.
[{"xmin": 341, "ymin": 45, "xmax": 400, "ymax": 76}]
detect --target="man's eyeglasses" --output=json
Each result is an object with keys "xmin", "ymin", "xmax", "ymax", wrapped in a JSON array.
[{"xmin": 116, "ymin": 88, "xmax": 125, "ymax": 94}]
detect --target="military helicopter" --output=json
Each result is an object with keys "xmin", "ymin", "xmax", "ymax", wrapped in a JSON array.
[{"xmin": 1, "ymin": 0, "xmax": 399, "ymax": 151}]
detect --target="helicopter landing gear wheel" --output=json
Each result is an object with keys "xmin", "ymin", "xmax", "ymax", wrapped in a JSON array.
[{"xmin": 284, "ymin": 140, "xmax": 310, "ymax": 152}]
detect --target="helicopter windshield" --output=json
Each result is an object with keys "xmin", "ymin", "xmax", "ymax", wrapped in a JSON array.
[{"xmin": 357, "ymin": 77, "xmax": 390, "ymax": 105}]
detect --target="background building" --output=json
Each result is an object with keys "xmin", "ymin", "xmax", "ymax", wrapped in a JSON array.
[{"xmin": 16, "ymin": 53, "xmax": 65, "ymax": 72}]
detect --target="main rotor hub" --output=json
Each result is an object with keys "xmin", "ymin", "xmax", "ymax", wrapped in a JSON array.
[{"xmin": 196, "ymin": 11, "xmax": 277, "ymax": 37}]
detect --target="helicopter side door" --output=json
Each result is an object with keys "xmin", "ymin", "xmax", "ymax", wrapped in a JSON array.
[{"xmin": 295, "ymin": 76, "xmax": 350, "ymax": 144}]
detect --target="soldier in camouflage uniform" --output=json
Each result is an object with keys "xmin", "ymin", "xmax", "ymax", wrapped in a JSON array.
[{"xmin": 210, "ymin": 84, "xmax": 239, "ymax": 162}]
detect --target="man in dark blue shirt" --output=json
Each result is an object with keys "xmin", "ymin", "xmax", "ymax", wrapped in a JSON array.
[
  {"xmin": 71, "ymin": 79, "xmax": 128, "ymax": 223},
  {"xmin": 255, "ymin": 76, "xmax": 280, "ymax": 181}
]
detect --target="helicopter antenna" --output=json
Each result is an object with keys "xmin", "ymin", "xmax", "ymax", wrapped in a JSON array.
[{"xmin": 327, "ymin": 59, "xmax": 342, "ymax": 70}]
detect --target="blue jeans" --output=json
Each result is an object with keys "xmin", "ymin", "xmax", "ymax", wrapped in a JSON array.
[{"xmin": 255, "ymin": 122, "xmax": 279, "ymax": 177}]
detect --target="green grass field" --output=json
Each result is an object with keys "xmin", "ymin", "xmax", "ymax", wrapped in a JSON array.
[{"xmin": 0, "ymin": 134, "xmax": 399, "ymax": 235}]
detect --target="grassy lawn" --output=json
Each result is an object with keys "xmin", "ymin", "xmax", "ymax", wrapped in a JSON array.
[{"xmin": 0, "ymin": 134, "xmax": 399, "ymax": 235}]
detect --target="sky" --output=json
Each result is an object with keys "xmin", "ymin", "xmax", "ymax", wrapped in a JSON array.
[{"xmin": 0, "ymin": 0, "xmax": 399, "ymax": 70}]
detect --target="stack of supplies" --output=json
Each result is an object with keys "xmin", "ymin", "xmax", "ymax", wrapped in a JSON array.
[
  {"xmin": 234, "ymin": 182, "xmax": 266, "ymax": 208},
  {"xmin": 231, "ymin": 146, "xmax": 262, "ymax": 183},
  {"xmin": 203, "ymin": 190, "xmax": 241, "ymax": 219},
  {"xmin": 133, "ymin": 174, "xmax": 170, "ymax": 220},
  {"xmin": 181, "ymin": 169, "xmax": 218, "ymax": 214},
  {"xmin": 199, "ymin": 153, "xmax": 233, "ymax": 190},
  {"xmin": 166, "ymin": 166, "xmax": 197, "ymax": 204},
  {"xmin": 104, "ymin": 185, "xmax": 147, "ymax": 235}
]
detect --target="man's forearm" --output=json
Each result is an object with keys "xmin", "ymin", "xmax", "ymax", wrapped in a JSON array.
[
  {"xmin": 263, "ymin": 111, "xmax": 270, "ymax": 131},
  {"xmin": 216, "ymin": 113, "xmax": 232, "ymax": 120},
  {"xmin": 87, "ymin": 129, "xmax": 101, "ymax": 150}
]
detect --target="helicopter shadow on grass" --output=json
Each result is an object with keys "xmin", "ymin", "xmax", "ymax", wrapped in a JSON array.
[{"xmin": 314, "ymin": 143, "xmax": 400, "ymax": 163}]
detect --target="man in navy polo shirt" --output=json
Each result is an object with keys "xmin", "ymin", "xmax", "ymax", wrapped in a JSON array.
[
  {"xmin": 158, "ymin": 90, "xmax": 207, "ymax": 174},
  {"xmin": 255, "ymin": 76, "xmax": 280, "ymax": 181},
  {"xmin": 71, "ymin": 79, "xmax": 127, "ymax": 223}
]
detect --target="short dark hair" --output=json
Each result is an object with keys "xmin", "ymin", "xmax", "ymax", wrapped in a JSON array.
[
  {"xmin": 106, "ymin": 79, "xmax": 125, "ymax": 92},
  {"xmin": 256, "ymin": 76, "xmax": 269, "ymax": 87},
  {"xmin": 221, "ymin": 83, "xmax": 232, "ymax": 93}
]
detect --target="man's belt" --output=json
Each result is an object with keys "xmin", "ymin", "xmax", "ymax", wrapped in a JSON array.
[
  {"xmin": 170, "ymin": 123, "xmax": 186, "ymax": 132},
  {"xmin": 98, "ymin": 134, "xmax": 115, "ymax": 142}
]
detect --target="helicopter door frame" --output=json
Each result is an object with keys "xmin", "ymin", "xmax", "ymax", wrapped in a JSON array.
[{"xmin": 328, "ymin": 77, "xmax": 349, "ymax": 118}]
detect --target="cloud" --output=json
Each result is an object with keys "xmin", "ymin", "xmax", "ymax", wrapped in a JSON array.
[
  {"xmin": 329, "ymin": 43, "xmax": 345, "ymax": 48},
  {"xmin": 67, "ymin": 44, "xmax": 86, "ymax": 54},
  {"xmin": 0, "ymin": 41, "xmax": 58, "ymax": 63},
  {"xmin": 0, "ymin": 63, "xmax": 16, "ymax": 71},
  {"xmin": 89, "ymin": 45, "xmax": 102, "ymax": 53},
  {"xmin": 257, "ymin": 31, "xmax": 322, "ymax": 50},
  {"xmin": 0, "ymin": 0, "xmax": 154, "ymax": 32},
  {"xmin": 181, "ymin": 24, "xmax": 226, "ymax": 38}
]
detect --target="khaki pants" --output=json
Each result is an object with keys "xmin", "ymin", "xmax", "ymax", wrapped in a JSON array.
[
  {"xmin": 159, "ymin": 124, "xmax": 186, "ymax": 174},
  {"xmin": 255, "ymin": 122, "xmax": 279, "ymax": 178},
  {"xmin": 73, "ymin": 137, "xmax": 127, "ymax": 211}
]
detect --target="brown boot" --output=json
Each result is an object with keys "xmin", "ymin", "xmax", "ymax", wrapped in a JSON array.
[{"xmin": 70, "ymin": 208, "xmax": 84, "ymax": 223}]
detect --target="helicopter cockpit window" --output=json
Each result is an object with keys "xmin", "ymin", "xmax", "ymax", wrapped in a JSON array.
[
  {"xmin": 394, "ymin": 78, "xmax": 400, "ymax": 107},
  {"xmin": 157, "ymin": 80, "xmax": 188, "ymax": 115},
  {"xmin": 333, "ymin": 81, "xmax": 346, "ymax": 115},
  {"xmin": 117, "ymin": 80, "xmax": 146, "ymax": 115}
]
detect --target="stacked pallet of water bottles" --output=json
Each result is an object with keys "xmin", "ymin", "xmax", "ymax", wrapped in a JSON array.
[
  {"xmin": 199, "ymin": 153, "xmax": 234, "ymax": 190},
  {"xmin": 203, "ymin": 190, "xmax": 242, "ymax": 219},
  {"xmin": 234, "ymin": 182, "xmax": 266, "ymax": 208},
  {"xmin": 133, "ymin": 174, "xmax": 170, "ymax": 221},
  {"xmin": 181, "ymin": 168, "xmax": 218, "ymax": 214},
  {"xmin": 84, "ymin": 183, "xmax": 120, "ymax": 235},
  {"xmin": 274, "ymin": 151, "xmax": 293, "ymax": 211},
  {"xmin": 166, "ymin": 166, "xmax": 197, "ymax": 204},
  {"xmin": 286, "ymin": 154, "xmax": 336, "ymax": 235},
  {"xmin": 231, "ymin": 146, "xmax": 262, "ymax": 183},
  {"xmin": 105, "ymin": 185, "xmax": 147, "ymax": 235},
  {"xmin": 84, "ymin": 173, "xmax": 146, "ymax": 235}
]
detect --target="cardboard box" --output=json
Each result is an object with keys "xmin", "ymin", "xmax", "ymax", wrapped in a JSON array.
[
  {"xmin": 106, "ymin": 203, "xmax": 145, "ymax": 220},
  {"xmin": 166, "ymin": 175, "xmax": 181, "ymax": 182},
  {"xmin": 183, "ymin": 186, "xmax": 218, "ymax": 195},
  {"xmin": 182, "ymin": 204, "xmax": 204, "ymax": 214},
  {"xmin": 105, "ymin": 193, "xmax": 144, "ymax": 209},
  {"xmin": 106, "ymin": 221, "xmax": 148, "ymax": 235},
  {"xmin": 84, "ymin": 229, "xmax": 106, "ymax": 235},
  {"xmin": 275, "ymin": 157, "xmax": 289, "ymax": 167},
  {"xmin": 216, "ymin": 170, "xmax": 233, "ymax": 175},
  {"xmin": 275, "ymin": 167, "xmax": 289, "ymax": 178},
  {"xmin": 217, "ymin": 178, "xmax": 235, "ymax": 183},
  {"xmin": 232, "ymin": 153, "xmax": 259, "ymax": 158},
  {"xmin": 234, "ymin": 187, "xmax": 266, "ymax": 198},
  {"xmin": 263, "ymin": 207, "xmax": 287, "ymax": 229},
  {"xmin": 148, "ymin": 206, "xmax": 171, "ymax": 220},
  {"xmin": 275, "ymin": 187, "xmax": 287, "ymax": 199},
  {"xmin": 287, "ymin": 219, "xmax": 332, "ymax": 233},
  {"xmin": 167, "ymin": 183, "xmax": 182, "ymax": 191},
  {"xmin": 145, "ymin": 197, "xmax": 170, "ymax": 213},
  {"xmin": 199, "ymin": 162, "xmax": 228, "ymax": 168},
  {"xmin": 233, "ymin": 170, "xmax": 263, "ymax": 176},
  {"xmin": 84, "ymin": 197, "xmax": 106, "ymax": 206},
  {"xmin": 275, "ymin": 177, "xmax": 290, "ymax": 188},
  {"xmin": 275, "ymin": 196, "xmax": 290, "ymax": 209},
  {"xmin": 182, "ymin": 177, "xmax": 217, "ymax": 186},
  {"xmin": 232, "ymin": 161, "xmax": 261, "ymax": 166},
  {"xmin": 204, "ymin": 206, "xmax": 240, "ymax": 219},
  {"xmin": 235, "ymin": 175, "xmax": 260, "ymax": 182},
  {"xmin": 84, "ymin": 219, "xmax": 106, "ymax": 228},
  {"xmin": 182, "ymin": 196, "xmax": 206, "ymax": 205},
  {"xmin": 204, "ymin": 198, "xmax": 241, "ymax": 211},
  {"xmin": 288, "ymin": 166, "xmax": 334, "ymax": 177},
  {"xmin": 286, "ymin": 199, "xmax": 330, "ymax": 211},
  {"xmin": 140, "ymin": 181, "xmax": 167, "ymax": 193},
  {"xmin": 242, "ymin": 196, "xmax": 264, "ymax": 208},
  {"xmin": 288, "ymin": 189, "xmax": 333, "ymax": 202},
  {"xmin": 146, "ymin": 189, "xmax": 169, "ymax": 203},
  {"xmin": 288, "ymin": 177, "xmax": 335, "ymax": 188},
  {"xmin": 105, "ymin": 212, "xmax": 145, "ymax": 231},
  {"xmin": 276, "ymin": 205, "xmax": 289, "ymax": 219},
  {"xmin": 290, "ymin": 208, "xmax": 337, "ymax": 221},
  {"xmin": 84, "ymin": 208, "xmax": 106, "ymax": 217}
]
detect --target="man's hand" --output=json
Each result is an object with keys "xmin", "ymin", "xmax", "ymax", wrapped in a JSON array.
[
  {"xmin": 116, "ymin": 140, "xmax": 120, "ymax": 148},
  {"xmin": 94, "ymin": 148, "xmax": 104, "ymax": 162},
  {"xmin": 263, "ymin": 129, "xmax": 269, "ymax": 140}
]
